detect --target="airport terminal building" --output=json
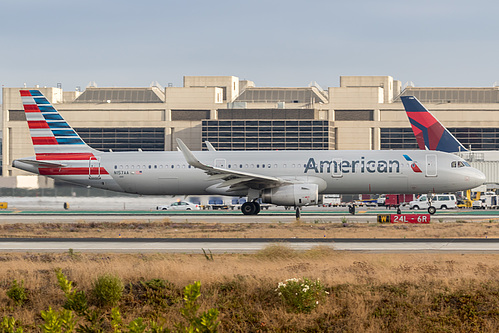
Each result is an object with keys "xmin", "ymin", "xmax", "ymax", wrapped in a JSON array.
[{"xmin": 2, "ymin": 75, "xmax": 499, "ymax": 187}]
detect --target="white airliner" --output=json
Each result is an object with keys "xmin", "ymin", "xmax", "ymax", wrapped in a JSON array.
[{"xmin": 13, "ymin": 90, "xmax": 485, "ymax": 215}]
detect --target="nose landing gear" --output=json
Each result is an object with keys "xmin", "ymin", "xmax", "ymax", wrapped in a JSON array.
[
  {"xmin": 295, "ymin": 207, "xmax": 301, "ymax": 218},
  {"xmin": 427, "ymin": 193, "xmax": 436, "ymax": 215}
]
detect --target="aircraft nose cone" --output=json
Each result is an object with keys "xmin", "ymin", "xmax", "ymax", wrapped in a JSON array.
[{"xmin": 469, "ymin": 169, "xmax": 486, "ymax": 187}]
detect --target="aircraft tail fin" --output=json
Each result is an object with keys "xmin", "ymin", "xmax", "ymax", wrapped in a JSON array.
[
  {"xmin": 400, "ymin": 96, "xmax": 467, "ymax": 153},
  {"xmin": 20, "ymin": 90, "xmax": 97, "ymax": 156}
]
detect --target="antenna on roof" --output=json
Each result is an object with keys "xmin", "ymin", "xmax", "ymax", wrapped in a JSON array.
[{"xmin": 87, "ymin": 81, "xmax": 98, "ymax": 88}]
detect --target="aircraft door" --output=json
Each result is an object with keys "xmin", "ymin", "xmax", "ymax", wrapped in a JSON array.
[
  {"xmin": 331, "ymin": 158, "xmax": 342, "ymax": 178},
  {"xmin": 89, "ymin": 157, "xmax": 101, "ymax": 179},
  {"xmin": 214, "ymin": 158, "xmax": 227, "ymax": 168},
  {"xmin": 425, "ymin": 154, "xmax": 437, "ymax": 177}
]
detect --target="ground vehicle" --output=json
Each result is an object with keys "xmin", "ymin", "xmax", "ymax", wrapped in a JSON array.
[
  {"xmin": 472, "ymin": 192, "xmax": 499, "ymax": 209},
  {"xmin": 376, "ymin": 195, "xmax": 386, "ymax": 206},
  {"xmin": 323, "ymin": 194, "xmax": 341, "ymax": 207},
  {"xmin": 385, "ymin": 194, "xmax": 415, "ymax": 208},
  {"xmin": 156, "ymin": 201, "xmax": 200, "ymax": 211},
  {"xmin": 409, "ymin": 194, "xmax": 457, "ymax": 210}
]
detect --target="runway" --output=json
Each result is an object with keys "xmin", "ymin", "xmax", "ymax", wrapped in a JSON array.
[
  {"xmin": 1, "ymin": 209, "xmax": 499, "ymax": 224},
  {"xmin": 0, "ymin": 237, "xmax": 498, "ymax": 253}
]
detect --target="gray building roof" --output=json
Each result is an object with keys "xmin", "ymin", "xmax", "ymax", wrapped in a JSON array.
[
  {"xmin": 74, "ymin": 87, "xmax": 164, "ymax": 103},
  {"xmin": 235, "ymin": 87, "xmax": 327, "ymax": 104}
]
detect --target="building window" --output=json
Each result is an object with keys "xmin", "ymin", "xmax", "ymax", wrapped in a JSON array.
[
  {"xmin": 75, "ymin": 128, "xmax": 165, "ymax": 152},
  {"xmin": 335, "ymin": 110, "xmax": 374, "ymax": 121},
  {"xmin": 171, "ymin": 110, "xmax": 210, "ymax": 121},
  {"xmin": 8, "ymin": 110, "xmax": 26, "ymax": 121},
  {"xmin": 202, "ymin": 120, "xmax": 334, "ymax": 150},
  {"xmin": 381, "ymin": 127, "xmax": 499, "ymax": 150},
  {"xmin": 380, "ymin": 128, "xmax": 418, "ymax": 149}
]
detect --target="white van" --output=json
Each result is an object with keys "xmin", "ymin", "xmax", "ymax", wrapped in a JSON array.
[{"xmin": 409, "ymin": 194, "xmax": 457, "ymax": 210}]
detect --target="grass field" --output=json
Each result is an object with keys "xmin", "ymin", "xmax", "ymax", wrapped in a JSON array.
[
  {"xmin": 1, "ymin": 220, "xmax": 499, "ymax": 331},
  {"xmin": 1, "ymin": 248, "xmax": 499, "ymax": 332}
]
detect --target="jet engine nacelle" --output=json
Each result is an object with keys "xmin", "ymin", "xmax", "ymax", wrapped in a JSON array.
[{"xmin": 261, "ymin": 184, "xmax": 320, "ymax": 206}]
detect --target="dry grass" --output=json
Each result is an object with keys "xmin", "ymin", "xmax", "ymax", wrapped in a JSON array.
[
  {"xmin": 1, "ymin": 220, "xmax": 499, "ymax": 331},
  {"xmin": 0, "ymin": 220, "xmax": 499, "ymax": 239},
  {"xmin": 1, "ymin": 249, "xmax": 499, "ymax": 331}
]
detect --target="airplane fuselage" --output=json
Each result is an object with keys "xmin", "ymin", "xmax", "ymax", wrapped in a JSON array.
[{"xmin": 14, "ymin": 149, "xmax": 484, "ymax": 196}]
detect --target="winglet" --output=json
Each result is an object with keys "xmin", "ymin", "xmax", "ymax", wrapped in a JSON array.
[
  {"xmin": 205, "ymin": 141, "xmax": 216, "ymax": 151},
  {"xmin": 176, "ymin": 138, "xmax": 208, "ymax": 169}
]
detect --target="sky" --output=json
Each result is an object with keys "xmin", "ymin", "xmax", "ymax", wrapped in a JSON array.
[{"xmin": 1, "ymin": 0, "xmax": 498, "ymax": 93}]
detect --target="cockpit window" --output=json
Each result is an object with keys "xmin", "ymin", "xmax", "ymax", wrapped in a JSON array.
[{"xmin": 451, "ymin": 160, "xmax": 470, "ymax": 168}]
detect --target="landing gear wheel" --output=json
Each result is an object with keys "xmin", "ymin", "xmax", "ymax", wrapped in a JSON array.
[
  {"xmin": 348, "ymin": 205, "xmax": 356, "ymax": 215},
  {"xmin": 241, "ymin": 202, "xmax": 257, "ymax": 215},
  {"xmin": 295, "ymin": 207, "xmax": 301, "ymax": 218},
  {"xmin": 428, "ymin": 206, "xmax": 436, "ymax": 215},
  {"xmin": 396, "ymin": 207, "xmax": 401, "ymax": 214},
  {"xmin": 253, "ymin": 202, "xmax": 261, "ymax": 215}
]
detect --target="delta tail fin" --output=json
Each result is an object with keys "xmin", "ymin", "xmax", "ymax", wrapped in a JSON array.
[{"xmin": 400, "ymin": 96, "xmax": 467, "ymax": 153}]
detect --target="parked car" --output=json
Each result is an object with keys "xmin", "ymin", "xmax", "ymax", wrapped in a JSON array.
[
  {"xmin": 409, "ymin": 194, "xmax": 457, "ymax": 210},
  {"xmin": 156, "ymin": 201, "xmax": 200, "ymax": 211}
]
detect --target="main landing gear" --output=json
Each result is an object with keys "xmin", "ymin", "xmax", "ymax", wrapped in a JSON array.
[{"xmin": 241, "ymin": 201, "xmax": 261, "ymax": 215}]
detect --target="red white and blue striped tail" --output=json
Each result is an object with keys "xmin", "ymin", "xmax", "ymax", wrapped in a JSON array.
[
  {"xmin": 20, "ymin": 89, "xmax": 96, "ymax": 155},
  {"xmin": 18, "ymin": 90, "xmax": 108, "ymax": 178}
]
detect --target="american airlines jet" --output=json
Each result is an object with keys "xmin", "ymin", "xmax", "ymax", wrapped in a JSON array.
[{"xmin": 13, "ymin": 90, "xmax": 485, "ymax": 215}]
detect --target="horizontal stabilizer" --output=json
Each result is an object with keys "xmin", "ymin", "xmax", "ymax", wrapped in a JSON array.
[{"xmin": 13, "ymin": 158, "xmax": 67, "ymax": 168}]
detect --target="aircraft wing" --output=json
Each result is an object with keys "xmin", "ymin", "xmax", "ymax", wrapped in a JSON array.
[{"xmin": 176, "ymin": 139, "xmax": 289, "ymax": 191}]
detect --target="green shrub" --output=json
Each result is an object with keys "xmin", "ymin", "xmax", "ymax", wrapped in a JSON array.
[
  {"xmin": 276, "ymin": 277, "xmax": 328, "ymax": 313},
  {"xmin": 92, "ymin": 274, "xmax": 124, "ymax": 307},
  {"xmin": 176, "ymin": 281, "xmax": 219, "ymax": 333},
  {"xmin": 55, "ymin": 269, "xmax": 88, "ymax": 315},
  {"xmin": 6, "ymin": 280, "xmax": 27, "ymax": 307},
  {"xmin": 39, "ymin": 307, "xmax": 76, "ymax": 333},
  {"xmin": 127, "ymin": 318, "xmax": 147, "ymax": 333},
  {"xmin": 0, "ymin": 316, "xmax": 23, "ymax": 333},
  {"xmin": 139, "ymin": 278, "xmax": 178, "ymax": 308},
  {"xmin": 110, "ymin": 307, "xmax": 122, "ymax": 333}
]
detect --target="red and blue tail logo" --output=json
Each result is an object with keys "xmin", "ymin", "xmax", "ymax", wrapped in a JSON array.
[
  {"xmin": 19, "ymin": 90, "xmax": 107, "ymax": 177},
  {"xmin": 400, "ymin": 96, "xmax": 467, "ymax": 153},
  {"xmin": 403, "ymin": 154, "xmax": 422, "ymax": 173},
  {"xmin": 20, "ymin": 90, "xmax": 88, "ymax": 150}
]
